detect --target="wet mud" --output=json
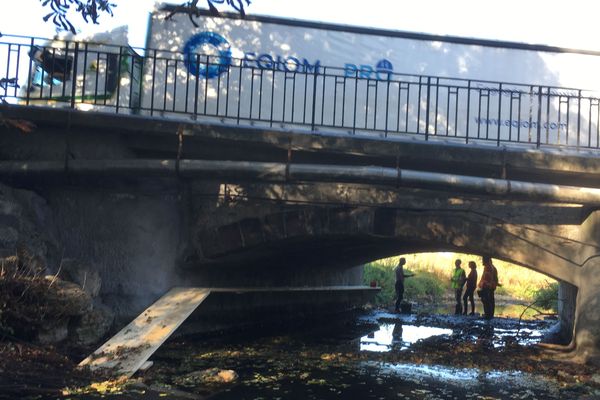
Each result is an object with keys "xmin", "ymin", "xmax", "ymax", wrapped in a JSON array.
[{"xmin": 6, "ymin": 308, "xmax": 600, "ymax": 399}]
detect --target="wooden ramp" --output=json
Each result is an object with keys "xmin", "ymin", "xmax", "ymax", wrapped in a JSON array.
[{"xmin": 79, "ymin": 287, "xmax": 210, "ymax": 378}]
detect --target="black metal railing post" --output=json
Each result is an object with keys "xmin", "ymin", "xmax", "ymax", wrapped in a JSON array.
[
  {"xmin": 577, "ymin": 89, "xmax": 582, "ymax": 149},
  {"xmin": 25, "ymin": 37, "xmax": 34, "ymax": 106},
  {"xmin": 70, "ymin": 42, "xmax": 79, "ymax": 109},
  {"xmin": 81, "ymin": 43, "xmax": 88, "ymax": 103},
  {"xmin": 352, "ymin": 69, "xmax": 358, "ymax": 134},
  {"xmin": 150, "ymin": 49, "xmax": 157, "ymax": 116},
  {"xmin": 497, "ymin": 83, "xmax": 502, "ymax": 146},
  {"xmin": 311, "ymin": 68, "xmax": 318, "ymax": 131},
  {"xmin": 465, "ymin": 80, "xmax": 471, "ymax": 144},
  {"xmin": 425, "ymin": 76, "xmax": 431, "ymax": 141},
  {"xmin": 115, "ymin": 46, "xmax": 123, "ymax": 113},
  {"xmin": 536, "ymin": 86, "xmax": 542, "ymax": 148}
]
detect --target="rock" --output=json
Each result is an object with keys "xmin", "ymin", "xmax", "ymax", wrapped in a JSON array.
[
  {"xmin": 174, "ymin": 368, "xmax": 238, "ymax": 387},
  {"xmin": 37, "ymin": 320, "xmax": 69, "ymax": 344},
  {"xmin": 59, "ymin": 258, "xmax": 102, "ymax": 298},
  {"xmin": 70, "ymin": 303, "xmax": 115, "ymax": 346},
  {"xmin": 44, "ymin": 276, "xmax": 93, "ymax": 316},
  {"xmin": 0, "ymin": 184, "xmax": 60, "ymax": 269}
]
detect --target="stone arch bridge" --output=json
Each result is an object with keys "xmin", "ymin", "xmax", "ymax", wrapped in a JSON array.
[{"xmin": 2, "ymin": 105, "xmax": 600, "ymax": 362}]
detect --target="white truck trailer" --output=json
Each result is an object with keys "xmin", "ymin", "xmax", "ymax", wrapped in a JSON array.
[{"xmin": 141, "ymin": 5, "xmax": 600, "ymax": 148}]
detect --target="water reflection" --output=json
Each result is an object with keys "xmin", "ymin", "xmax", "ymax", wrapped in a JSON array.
[
  {"xmin": 469, "ymin": 321, "xmax": 544, "ymax": 348},
  {"xmin": 360, "ymin": 323, "xmax": 453, "ymax": 352},
  {"xmin": 373, "ymin": 361, "xmax": 558, "ymax": 394},
  {"xmin": 426, "ymin": 303, "xmax": 544, "ymax": 319}
]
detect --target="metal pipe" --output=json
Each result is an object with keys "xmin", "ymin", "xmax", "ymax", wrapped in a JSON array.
[{"xmin": 2, "ymin": 159, "xmax": 600, "ymax": 205}]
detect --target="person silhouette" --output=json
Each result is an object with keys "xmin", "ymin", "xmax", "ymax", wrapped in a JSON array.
[
  {"xmin": 394, "ymin": 257, "xmax": 414, "ymax": 312},
  {"xmin": 478, "ymin": 256, "xmax": 499, "ymax": 319},
  {"xmin": 462, "ymin": 261, "xmax": 478, "ymax": 315}
]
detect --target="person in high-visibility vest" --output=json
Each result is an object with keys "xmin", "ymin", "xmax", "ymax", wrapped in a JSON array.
[{"xmin": 450, "ymin": 259, "xmax": 467, "ymax": 315}]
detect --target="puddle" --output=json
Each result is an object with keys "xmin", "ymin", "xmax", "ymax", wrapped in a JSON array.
[
  {"xmin": 360, "ymin": 323, "xmax": 452, "ymax": 352},
  {"xmin": 358, "ymin": 311, "xmax": 547, "ymax": 352}
]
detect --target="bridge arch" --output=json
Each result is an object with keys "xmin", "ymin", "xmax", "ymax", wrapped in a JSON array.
[
  {"xmin": 196, "ymin": 206, "xmax": 579, "ymax": 285},
  {"xmin": 194, "ymin": 204, "xmax": 600, "ymax": 360}
]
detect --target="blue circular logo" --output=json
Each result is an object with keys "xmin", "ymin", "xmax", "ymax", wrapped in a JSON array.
[
  {"xmin": 183, "ymin": 32, "xmax": 232, "ymax": 79},
  {"xmin": 376, "ymin": 59, "xmax": 393, "ymax": 74}
]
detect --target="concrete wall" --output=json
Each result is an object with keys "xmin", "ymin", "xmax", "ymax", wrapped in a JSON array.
[
  {"xmin": 558, "ymin": 281, "xmax": 578, "ymax": 344},
  {"xmin": 45, "ymin": 184, "xmax": 186, "ymax": 317}
]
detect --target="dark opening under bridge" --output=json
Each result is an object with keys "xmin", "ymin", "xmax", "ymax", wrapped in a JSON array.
[{"xmin": 2, "ymin": 34, "xmax": 600, "ymax": 363}]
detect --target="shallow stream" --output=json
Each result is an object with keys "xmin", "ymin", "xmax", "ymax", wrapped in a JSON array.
[{"xmin": 128, "ymin": 309, "xmax": 596, "ymax": 400}]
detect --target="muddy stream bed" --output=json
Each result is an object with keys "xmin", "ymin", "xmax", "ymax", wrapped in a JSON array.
[
  {"xmin": 46, "ymin": 305, "xmax": 600, "ymax": 400},
  {"xmin": 7, "ymin": 308, "xmax": 600, "ymax": 400}
]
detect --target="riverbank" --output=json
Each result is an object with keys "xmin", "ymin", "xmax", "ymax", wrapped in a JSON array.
[{"xmin": 3, "ymin": 307, "xmax": 599, "ymax": 399}]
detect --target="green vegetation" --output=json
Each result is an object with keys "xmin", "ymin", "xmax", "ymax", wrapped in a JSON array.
[
  {"xmin": 532, "ymin": 282, "xmax": 559, "ymax": 312},
  {"xmin": 363, "ymin": 257, "xmax": 444, "ymax": 305},
  {"xmin": 363, "ymin": 252, "xmax": 558, "ymax": 311},
  {"xmin": 405, "ymin": 270, "xmax": 445, "ymax": 302}
]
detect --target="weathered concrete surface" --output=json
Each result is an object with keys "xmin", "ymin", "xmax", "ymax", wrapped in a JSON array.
[
  {"xmin": 552, "ymin": 281, "xmax": 578, "ymax": 344},
  {"xmin": 573, "ymin": 258, "xmax": 600, "ymax": 362},
  {"xmin": 3, "ymin": 105, "xmax": 600, "ymax": 360},
  {"xmin": 0, "ymin": 183, "xmax": 60, "ymax": 267}
]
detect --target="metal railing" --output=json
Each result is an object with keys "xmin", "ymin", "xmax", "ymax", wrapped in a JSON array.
[{"xmin": 2, "ymin": 34, "xmax": 600, "ymax": 149}]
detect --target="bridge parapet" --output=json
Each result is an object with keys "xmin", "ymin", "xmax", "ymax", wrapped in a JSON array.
[{"xmin": 2, "ymin": 34, "xmax": 600, "ymax": 150}]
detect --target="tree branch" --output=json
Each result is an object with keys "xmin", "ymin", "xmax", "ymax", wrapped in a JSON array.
[
  {"xmin": 39, "ymin": 0, "xmax": 116, "ymax": 34},
  {"xmin": 164, "ymin": 0, "xmax": 251, "ymax": 25}
]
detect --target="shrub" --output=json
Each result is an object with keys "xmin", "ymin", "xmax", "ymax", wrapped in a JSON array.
[
  {"xmin": 363, "ymin": 261, "xmax": 395, "ymax": 305},
  {"xmin": 363, "ymin": 261, "xmax": 444, "ymax": 306},
  {"xmin": 531, "ymin": 282, "xmax": 559, "ymax": 312},
  {"xmin": 404, "ymin": 271, "xmax": 444, "ymax": 302}
]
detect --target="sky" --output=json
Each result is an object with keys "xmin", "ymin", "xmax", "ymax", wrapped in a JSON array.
[{"xmin": 2, "ymin": 0, "xmax": 600, "ymax": 52}]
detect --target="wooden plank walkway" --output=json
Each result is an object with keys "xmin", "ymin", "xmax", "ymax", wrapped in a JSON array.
[{"xmin": 79, "ymin": 287, "xmax": 210, "ymax": 378}]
